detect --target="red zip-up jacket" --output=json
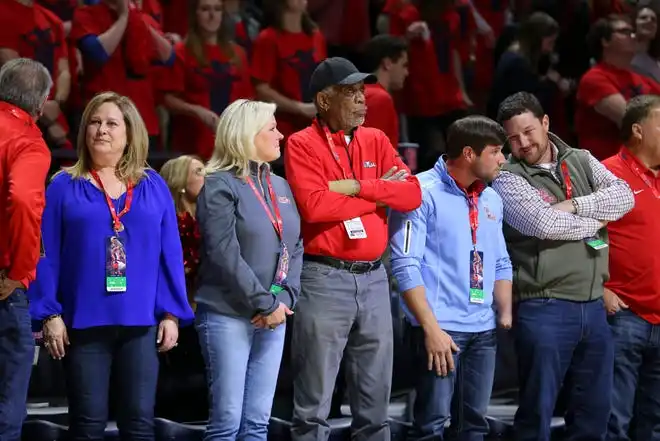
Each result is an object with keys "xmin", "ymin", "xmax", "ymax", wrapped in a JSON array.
[
  {"xmin": 285, "ymin": 120, "xmax": 421, "ymax": 261},
  {"xmin": 0, "ymin": 101, "xmax": 51, "ymax": 288}
]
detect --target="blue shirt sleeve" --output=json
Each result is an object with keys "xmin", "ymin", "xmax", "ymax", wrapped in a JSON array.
[
  {"xmin": 78, "ymin": 35, "xmax": 110, "ymax": 64},
  {"xmin": 152, "ymin": 174, "xmax": 194, "ymax": 323},
  {"xmin": 389, "ymin": 195, "xmax": 430, "ymax": 293},
  {"xmin": 495, "ymin": 198, "xmax": 513, "ymax": 282},
  {"xmin": 28, "ymin": 175, "xmax": 67, "ymax": 320},
  {"xmin": 197, "ymin": 173, "xmax": 279, "ymax": 316}
]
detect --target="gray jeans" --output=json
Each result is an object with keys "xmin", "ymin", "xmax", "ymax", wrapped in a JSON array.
[{"xmin": 291, "ymin": 260, "xmax": 393, "ymax": 441}]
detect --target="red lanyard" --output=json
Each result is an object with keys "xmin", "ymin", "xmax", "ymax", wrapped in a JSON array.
[
  {"xmin": 90, "ymin": 170, "xmax": 134, "ymax": 233},
  {"xmin": 319, "ymin": 121, "xmax": 353, "ymax": 179},
  {"xmin": 560, "ymin": 161, "xmax": 573, "ymax": 199},
  {"xmin": 468, "ymin": 191, "xmax": 479, "ymax": 248},
  {"xmin": 246, "ymin": 172, "xmax": 283, "ymax": 240},
  {"xmin": 620, "ymin": 151, "xmax": 660, "ymax": 198}
]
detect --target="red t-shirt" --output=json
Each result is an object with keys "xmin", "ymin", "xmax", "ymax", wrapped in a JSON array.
[
  {"xmin": 251, "ymin": 27, "xmax": 327, "ymax": 141},
  {"xmin": 472, "ymin": 0, "xmax": 508, "ymax": 91},
  {"xmin": 71, "ymin": 4, "xmax": 160, "ymax": 135},
  {"xmin": 161, "ymin": 0, "xmax": 187, "ymax": 37},
  {"xmin": 0, "ymin": 0, "xmax": 68, "ymax": 99},
  {"xmin": 364, "ymin": 83, "xmax": 399, "ymax": 149},
  {"xmin": 162, "ymin": 41, "xmax": 253, "ymax": 160},
  {"xmin": 0, "ymin": 0, "xmax": 71, "ymax": 134},
  {"xmin": 284, "ymin": 120, "xmax": 422, "ymax": 261},
  {"xmin": 340, "ymin": 0, "xmax": 370, "ymax": 48},
  {"xmin": 388, "ymin": 4, "xmax": 465, "ymax": 117},
  {"xmin": 455, "ymin": 0, "xmax": 477, "ymax": 65},
  {"xmin": 603, "ymin": 148, "xmax": 660, "ymax": 324},
  {"xmin": 234, "ymin": 20, "xmax": 252, "ymax": 57},
  {"xmin": 576, "ymin": 63, "xmax": 660, "ymax": 160}
]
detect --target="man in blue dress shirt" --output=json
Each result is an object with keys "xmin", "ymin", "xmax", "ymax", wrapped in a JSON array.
[{"xmin": 389, "ymin": 115, "xmax": 513, "ymax": 440}]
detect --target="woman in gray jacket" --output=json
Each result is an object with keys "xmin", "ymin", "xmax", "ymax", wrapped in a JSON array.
[{"xmin": 195, "ymin": 99, "xmax": 303, "ymax": 441}]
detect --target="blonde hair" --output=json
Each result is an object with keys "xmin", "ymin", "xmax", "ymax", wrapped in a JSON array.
[
  {"xmin": 160, "ymin": 154, "xmax": 203, "ymax": 214},
  {"xmin": 206, "ymin": 99, "xmax": 277, "ymax": 178},
  {"xmin": 61, "ymin": 91, "xmax": 149, "ymax": 183}
]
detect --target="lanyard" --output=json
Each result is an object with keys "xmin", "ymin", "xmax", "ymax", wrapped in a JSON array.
[
  {"xmin": 468, "ymin": 191, "xmax": 479, "ymax": 248},
  {"xmin": 619, "ymin": 151, "xmax": 660, "ymax": 198},
  {"xmin": 246, "ymin": 172, "xmax": 284, "ymax": 240},
  {"xmin": 319, "ymin": 121, "xmax": 353, "ymax": 179},
  {"xmin": 560, "ymin": 161, "xmax": 573, "ymax": 199},
  {"xmin": 90, "ymin": 170, "xmax": 134, "ymax": 233}
]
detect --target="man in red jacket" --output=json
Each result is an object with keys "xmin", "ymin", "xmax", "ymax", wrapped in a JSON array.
[
  {"xmin": 0, "ymin": 58, "xmax": 52, "ymax": 440},
  {"xmin": 285, "ymin": 57, "xmax": 422, "ymax": 441}
]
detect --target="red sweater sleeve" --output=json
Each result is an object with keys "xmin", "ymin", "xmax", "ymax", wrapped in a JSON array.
[
  {"xmin": 7, "ymin": 139, "xmax": 51, "ymax": 286},
  {"xmin": 285, "ymin": 133, "xmax": 378, "ymax": 223},
  {"xmin": 357, "ymin": 131, "xmax": 422, "ymax": 212}
]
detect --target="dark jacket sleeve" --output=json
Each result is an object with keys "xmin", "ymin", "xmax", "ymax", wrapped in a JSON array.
[{"xmin": 196, "ymin": 173, "xmax": 279, "ymax": 316}]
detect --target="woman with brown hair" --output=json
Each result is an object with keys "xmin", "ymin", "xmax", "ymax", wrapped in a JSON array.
[
  {"xmin": 30, "ymin": 91, "xmax": 193, "ymax": 441},
  {"xmin": 163, "ymin": 0, "xmax": 253, "ymax": 160},
  {"xmin": 160, "ymin": 154, "xmax": 205, "ymax": 308}
]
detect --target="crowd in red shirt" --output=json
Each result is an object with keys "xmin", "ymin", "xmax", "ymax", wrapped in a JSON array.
[{"xmin": 0, "ymin": 0, "xmax": 654, "ymax": 173}]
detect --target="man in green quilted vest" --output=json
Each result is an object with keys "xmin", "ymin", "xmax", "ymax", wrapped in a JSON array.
[{"xmin": 492, "ymin": 92, "xmax": 634, "ymax": 441}]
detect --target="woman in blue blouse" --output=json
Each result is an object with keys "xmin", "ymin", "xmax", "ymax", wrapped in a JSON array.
[
  {"xmin": 30, "ymin": 91, "xmax": 194, "ymax": 441},
  {"xmin": 195, "ymin": 99, "xmax": 303, "ymax": 441}
]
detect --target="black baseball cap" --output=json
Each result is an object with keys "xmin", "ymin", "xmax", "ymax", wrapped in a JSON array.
[{"xmin": 309, "ymin": 57, "xmax": 377, "ymax": 98}]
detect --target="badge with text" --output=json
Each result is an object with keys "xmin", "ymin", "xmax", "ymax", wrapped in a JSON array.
[
  {"xmin": 270, "ymin": 243, "xmax": 290, "ymax": 296},
  {"xmin": 585, "ymin": 237, "xmax": 608, "ymax": 250},
  {"xmin": 343, "ymin": 217, "xmax": 367, "ymax": 239},
  {"xmin": 469, "ymin": 250, "xmax": 485, "ymax": 304},
  {"xmin": 106, "ymin": 236, "xmax": 127, "ymax": 292}
]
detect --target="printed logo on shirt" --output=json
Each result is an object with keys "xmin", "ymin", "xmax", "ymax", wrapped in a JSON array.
[
  {"xmin": 278, "ymin": 196, "xmax": 291, "ymax": 204},
  {"xmin": 537, "ymin": 188, "xmax": 558, "ymax": 204},
  {"xmin": 363, "ymin": 161, "xmax": 376, "ymax": 168},
  {"xmin": 634, "ymin": 189, "xmax": 644, "ymax": 195},
  {"xmin": 484, "ymin": 206, "xmax": 497, "ymax": 221}
]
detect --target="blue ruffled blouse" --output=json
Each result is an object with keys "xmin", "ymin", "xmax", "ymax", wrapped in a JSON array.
[{"xmin": 29, "ymin": 169, "xmax": 194, "ymax": 328}]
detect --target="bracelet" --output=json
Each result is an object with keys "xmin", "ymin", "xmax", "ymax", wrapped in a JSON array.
[
  {"xmin": 571, "ymin": 198, "xmax": 579, "ymax": 213},
  {"xmin": 42, "ymin": 314, "xmax": 61, "ymax": 325}
]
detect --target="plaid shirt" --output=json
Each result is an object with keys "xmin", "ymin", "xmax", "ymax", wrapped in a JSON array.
[{"xmin": 492, "ymin": 148, "xmax": 634, "ymax": 241}]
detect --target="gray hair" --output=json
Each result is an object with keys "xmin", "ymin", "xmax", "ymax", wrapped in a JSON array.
[{"xmin": 0, "ymin": 58, "xmax": 53, "ymax": 117}]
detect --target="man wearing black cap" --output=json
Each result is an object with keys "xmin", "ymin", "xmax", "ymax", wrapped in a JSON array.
[{"xmin": 284, "ymin": 57, "xmax": 422, "ymax": 441}]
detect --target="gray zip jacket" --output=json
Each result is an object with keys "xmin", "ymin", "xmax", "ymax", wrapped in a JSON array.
[{"xmin": 195, "ymin": 162, "xmax": 303, "ymax": 318}]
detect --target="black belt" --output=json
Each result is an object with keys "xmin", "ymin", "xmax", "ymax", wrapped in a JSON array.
[{"xmin": 304, "ymin": 254, "xmax": 381, "ymax": 274}]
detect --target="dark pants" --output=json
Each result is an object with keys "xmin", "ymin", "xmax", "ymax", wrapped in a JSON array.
[
  {"xmin": 0, "ymin": 290, "xmax": 34, "ymax": 441},
  {"xmin": 291, "ymin": 261, "xmax": 393, "ymax": 441},
  {"xmin": 514, "ymin": 298, "xmax": 613, "ymax": 441},
  {"xmin": 65, "ymin": 326, "xmax": 159, "ymax": 441},
  {"xmin": 407, "ymin": 327, "xmax": 496, "ymax": 441},
  {"xmin": 607, "ymin": 310, "xmax": 660, "ymax": 441}
]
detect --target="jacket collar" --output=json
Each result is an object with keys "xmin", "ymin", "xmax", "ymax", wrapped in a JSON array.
[{"xmin": 433, "ymin": 156, "xmax": 486, "ymax": 196}]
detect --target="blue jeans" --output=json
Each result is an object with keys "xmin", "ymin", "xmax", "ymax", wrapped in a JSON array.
[
  {"xmin": 607, "ymin": 309, "xmax": 660, "ymax": 441},
  {"xmin": 64, "ymin": 326, "xmax": 159, "ymax": 441},
  {"xmin": 514, "ymin": 298, "xmax": 613, "ymax": 441},
  {"xmin": 195, "ymin": 306, "xmax": 286, "ymax": 441},
  {"xmin": 407, "ymin": 326, "xmax": 497, "ymax": 441},
  {"xmin": 0, "ymin": 290, "xmax": 34, "ymax": 441}
]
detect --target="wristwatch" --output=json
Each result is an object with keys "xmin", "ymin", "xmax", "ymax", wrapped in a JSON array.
[{"xmin": 571, "ymin": 198, "xmax": 579, "ymax": 213}]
